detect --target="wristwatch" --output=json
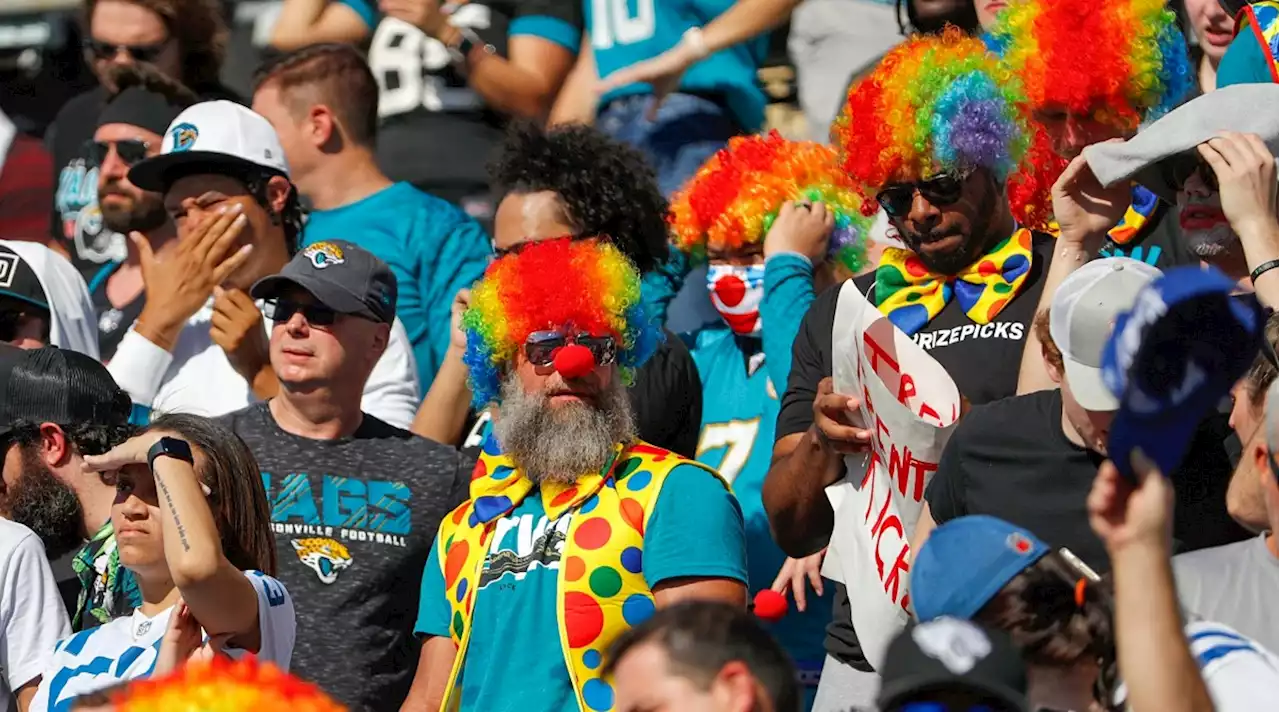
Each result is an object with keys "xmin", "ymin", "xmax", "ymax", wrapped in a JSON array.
[
  {"xmin": 450, "ymin": 26, "xmax": 497, "ymax": 67},
  {"xmin": 147, "ymin": 437, "xmax": 194, "ymax": 471}
]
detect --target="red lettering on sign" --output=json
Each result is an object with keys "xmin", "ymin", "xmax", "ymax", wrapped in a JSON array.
[
  {"xmin": 896, "ymin": 373, "xmax": 916, "ymax": 406},
  {"xmin": 863, "ymin": 332, "xmax": 900, "ymax": 379},
  {"xmin": 918, "ymin": 402, "xmax": 941, "ymax": 425},
  {"xmin": 884, "ymin": 542, "xmax": 911, "ymax": 605},
  {"xmin": 910, "ymin": 459, "xmax": 938, "ymax": 501}
]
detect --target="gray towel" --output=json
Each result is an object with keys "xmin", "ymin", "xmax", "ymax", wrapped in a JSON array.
[{"xmin": 1082, "ymin": 83, "xmax": 1280, "ymax": 203}]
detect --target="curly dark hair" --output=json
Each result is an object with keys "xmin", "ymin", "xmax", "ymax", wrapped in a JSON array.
[
  {"xmin": 103, "ymin": 62, "xmax": 198, "ymax": 106},
  {"xmin": 9, "ymin": 419, "xmax": 136, "ymax": 458},
  {"xmin": 83, "ymin": 0, "xmax": 228, "ymax": 90},
  {"xmin": 489, "ymin": 121, "xmax": 670, "ymax": 274}
]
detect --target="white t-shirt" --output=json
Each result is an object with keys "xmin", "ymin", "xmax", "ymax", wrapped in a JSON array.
[
  {"xmin": 1187, "ymin": 620, "xmax": 1279, "ymax": 712},
  {"xmin": 1174, "ymin": 533, "xmax": 1278, "ymax": 653},
  {"xmin": 0, "ymin": 520, "xmax": 71, "ymax": 709},
  {"xmin": 29, "ymin": 570, "xmax": 295, "ymax": 712},
  {"xmin": 107, "ymin": 298, "xmax": 421, "ymax": 428}
]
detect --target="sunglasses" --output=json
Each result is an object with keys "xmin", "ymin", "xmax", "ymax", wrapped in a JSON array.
[
  {"xmin": 264, "ymin": 299, "xmax": 342, "ymax": 327},
  {"xmin": 83, "ymin": 38, "xmax": 170, "ymax": 63},
  {"xmin": 1164, "ymin": 153, "xmax": 1219, "ymax": 193},
  {"xmin": 876, "ymin": 173, "xmax": 967, "ymax": 217},
  {"xmin": 87, "ymin": 139, "xmax": 151, "ymax": 168},
  {"xmin": 524, "ymin": 330, "xmax": 617, "ymax": 368}
]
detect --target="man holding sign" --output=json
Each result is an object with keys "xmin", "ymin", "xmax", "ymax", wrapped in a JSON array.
[{"xmin": 762, "ymin": 29, "xmax": 1056, "ymax": 710}]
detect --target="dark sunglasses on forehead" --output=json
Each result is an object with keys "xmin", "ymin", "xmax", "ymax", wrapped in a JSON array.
[
  {"xmin": 876, "ymin": 173, "xmax": 967, "ymax": 218},
  {"xmin": 83, "ymin": 38, "xmax": 170, "ymax": 63},
  {"xmin": 86, "ymin": 139, "xmax": 150, "ymax": 168},
  {"xmin": 492, "ymin": 233, "xmax": 599, "ymax": 259},
  {"xmin": 524, "ymin": 330, "xmax": 618, "ymax": 368}
]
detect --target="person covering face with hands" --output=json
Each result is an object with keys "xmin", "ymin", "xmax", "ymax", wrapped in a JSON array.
[{"xmin": 115, "ymin": 100, "xmax": 420, "ymax": 427}]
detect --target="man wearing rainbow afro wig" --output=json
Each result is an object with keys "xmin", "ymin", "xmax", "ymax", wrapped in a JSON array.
[
  {"xmin": 762, "ymin": 31, "xmax": 1057, "ymax": 711},
  {"xmin": 988, "ymin": 0, "xmax": 1199, "ymax": 275},
  {"xmin": 404, "ymin": 238, "xmax": 748, "ymax": 712},
  {"xmin": 668, "ymin": 130, "xmax": 874, "ymax": 708}
]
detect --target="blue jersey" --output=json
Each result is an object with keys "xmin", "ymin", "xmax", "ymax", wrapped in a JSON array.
[
  {"xmin": 301, "ymin": 182, "xmax": 491, "ymax": 391},
  {"xmin": 587, "ymin": 0, "xmax": 769, "ymax": 131},
  {"xmin": 687, "ymin": 325, "xmax": 830, "ymax": 688}
]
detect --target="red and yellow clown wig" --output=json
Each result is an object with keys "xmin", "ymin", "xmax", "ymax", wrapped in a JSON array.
[
  {"xmin": 832, "ymin": 28, "xmax": 1045, "ymax": 225},
  {"xmin": 987, "ymin": 0, "xmax": 1193, "ymax": 130},
  {"xmin": 113, "ymin": 657, "xmax": 346, "ymax": 712},
  {"xmin": 462, "ymin": 238, "xmax": 660, "ymax": 408},
  {"xmin": 668, "ymin": 130, "xmax": 873, "ymax": 273}
]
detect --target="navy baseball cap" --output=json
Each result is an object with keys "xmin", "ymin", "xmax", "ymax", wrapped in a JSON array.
[
  {"xmin": 0, "ymin": 245, "xmax": 48, "ymax": 311},
  {"xmin": 911, "ymin": 516, "xmax": 1050, "ymax": 623},
  {"xmin": 251, "ymin": 240, "xmax": 397, "ymax": 325},
  {"xmin": 1101, "ymin": 265, "xmax": 1264, "ymax": 480}
]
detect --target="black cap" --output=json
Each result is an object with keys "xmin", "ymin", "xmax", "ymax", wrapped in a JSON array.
[
  {"xmin": 0, "ymin": 346, "xmax": 132, "ymax": 437},
  {"xmin": 878, "ymin": 618, "xmax": 1028, "ymax": 712},
  {"xmin": 250, "ymin": 240, "xmax": 397, "ymax": 324},
  {"xmin": 0, "ymin": 245, "xmax": 49, "ymax": 311}
]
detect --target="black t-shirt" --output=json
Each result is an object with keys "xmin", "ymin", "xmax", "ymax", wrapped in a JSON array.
[
  {"xmin": 369, "ymin": 0, "xmax": 582, "ymax": 201},
  {"xmin": 460, "ymin": 328, "xmax": 704, "ymax": 458},
  {"xmin": 926, "ymin": 389, "xmax": 1248, "ymax": 573},
  {"xmin": 46, "ymin": 82, "xmax": 241, "ymax": 281},
  {"xmin": 87, "ymin": 261, "xmax": 143, "ymax": 362},
  {"xmin": 774, "ymin": 231, "xmax": 1053, "ymax": 670},
  {"xmin": 1097, "ymin": 197, "xmax": 1199, "ymax": 271},
  {"xmin": 219, "ymin": 403, "xmax": 471, "ymax": 711}
]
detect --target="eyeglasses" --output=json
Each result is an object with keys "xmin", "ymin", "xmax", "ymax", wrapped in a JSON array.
[
  {"xmin": 86, "ymin": 139, "xmax": 151, "ymax": 168},
  {"xmin": 83, "ymin": 38, "xmax": 170, "ymax": 63},
  {"xmin": 876, "ymin": 173, "xmax": 967, "ymax": 217},
  {"xmin": 264, "ymin": 299, "xmax": 342, "ymax": 327},
  {"xmin": 524, "ymin": 330, "xmax": 617, "ymax": 368}
]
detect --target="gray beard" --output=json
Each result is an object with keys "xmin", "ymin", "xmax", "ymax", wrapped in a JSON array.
[
  {"xmin": 1185, "ymin": 225, "xmax": 1237, "ymax": 258},
  {"xmin": 493, "ymin": 372, "xmax": 636, "ymax": 485}
]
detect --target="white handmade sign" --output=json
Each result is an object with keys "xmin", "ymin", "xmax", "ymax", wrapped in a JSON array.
[{"xmin": 822, "ymin": 279, "xmax": 961, "ymax": 670}]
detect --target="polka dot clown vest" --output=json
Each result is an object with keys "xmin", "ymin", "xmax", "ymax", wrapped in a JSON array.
[{"xmin": 435, "ymin": 436, "xmax": 725, "ymax": 712}]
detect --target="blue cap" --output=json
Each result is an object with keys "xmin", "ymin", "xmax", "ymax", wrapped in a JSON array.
[
  {"xmin": 1101, "ymin": 265, "xmax": 1264, "ymax": 480},
  {"xmin": 911, "ymin": 516, "xmax": 1050, "ymax": 623}
]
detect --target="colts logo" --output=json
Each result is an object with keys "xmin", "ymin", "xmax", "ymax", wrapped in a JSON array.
[
  {"xmin": 303, "ymin": 242, "xmax": 345, "ymax": 270},
  {"xmin": 292, "ymin": 537, "xmax": 353, "ymax": 584},
  {"xmin": 170, "ymin": 123, "xmax": 199, "ymax": 152}
]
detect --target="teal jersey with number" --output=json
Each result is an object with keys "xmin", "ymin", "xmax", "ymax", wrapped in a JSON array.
[
  {"xmin": 587, "ymin": 0, "xmax": 769, "ymax": 130},
  {"xmin": 687, "ymin": 325, "xmax": 830, "ymax": 681}
]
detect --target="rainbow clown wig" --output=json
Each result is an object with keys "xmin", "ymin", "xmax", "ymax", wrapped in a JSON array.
[
  {"xmin": 831, "ymin": 28, "xmax": 1045, "ymax": 225},
  {"xmin": 987, "ymin": 0, "xmax": 1193, "ymax": 130},
  {"xmin": 113, "ymin": 657, "xmax": 346, "ymax": 712},
  {"xmin": 668, "ymin": 130, "xmax": 873, "ymax": 273},
  {"xmin": 462, "ymin": 238, "xmax": 661, "ymax": 408}
]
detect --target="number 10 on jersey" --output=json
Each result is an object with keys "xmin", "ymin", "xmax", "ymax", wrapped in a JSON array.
[{"xmin": 590, "ymin": 0, "xmax": 656, "ymax": 49}]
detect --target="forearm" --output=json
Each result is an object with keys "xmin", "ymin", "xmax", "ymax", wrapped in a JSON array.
[
  {"xmin": 1110, "ymin": 540, "xmax": 1216, "ymax": 712},
  {"xmin": 1239, "ymin": 217, "xmax": 1279, "ymax": 310},
  {"xmin": 1016, "ymin": 239, "xmax": 1093, "ymax": 394},
  {"xmin": 152, "ymin": 457, "xmax": 225, "ymax": 586},
  {"xmin": 412, "ymin": 348, "xmax": 473, "ymax": 445},
  {"xmin": 400, "ymin": 637, "xmax": 457, "ymax": 712},
  {"xmin": 699, "ymin": 0, "xmax": 800, "ymax": 53},
  {"xmin": 108, "ymin": 329, "xmax": 177, "ymax": 408},
  {"xmin": 270, "ymin": 0, "xmax": 331, "ymax": 48},
  {"xmin": 761, "ymin": 254, "xmax": 816, "ymax": 390},
  {"xmin": 761, "ymin": 430, "xmax": 842, "ymax": 557},
  {"xmin": 464, "ymin": 54, "xmax": 559, "ymax": 120},
  {"xmin": 548, "ymin": 39, "xmax": 597, "ymax": 126}
]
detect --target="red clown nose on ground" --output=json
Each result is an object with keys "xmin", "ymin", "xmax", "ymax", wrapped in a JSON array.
[
  {"xmin": 753, "ymin": 589, "xmax": 787, "ymax": 622},
  {"xmin": 713, "ymin": 273, "xmax": 747, "ymax": 306},
  {"xmin": 553, "ymin": 343, "xmax": 596, "ymax": 379}
]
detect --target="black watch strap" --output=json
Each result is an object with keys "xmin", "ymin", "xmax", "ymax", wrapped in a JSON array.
[{"xmin": 147, "ymin": 437, "xmax": 194, "ymax": 471}]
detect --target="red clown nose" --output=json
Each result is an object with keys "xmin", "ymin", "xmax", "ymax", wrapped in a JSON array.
[
  {"xmin": 553, "ymin": 343, "xmax": 596, "ymax": 379},
  {"xmin": 752, "ymin": 589, "xmax": 787, "ymax": 623}
]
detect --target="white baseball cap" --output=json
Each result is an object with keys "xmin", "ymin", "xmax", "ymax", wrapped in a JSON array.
[
  {"xmin": 129, "ymin": 100, "xmax": 290, "ymax": 192},
  {"xmin": 1049, "ymin": 257, "xmax": 1162, "ymax": 411}
]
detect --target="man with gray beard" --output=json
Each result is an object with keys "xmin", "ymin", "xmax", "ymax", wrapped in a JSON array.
[
  {"xmin": 402, "ymin": 237, "xmax": 748, "ymax": 712},
  {"xmin": 0, "ymin": 345, "xmax": 136, "ymax": 630}
]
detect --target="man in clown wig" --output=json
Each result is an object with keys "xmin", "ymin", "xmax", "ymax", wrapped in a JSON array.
[
  {"xmin": 401, "ymin": 238, "xmax": 748, "ymax": 712},
  {"xmin": 761, "ymin": 29, "xmax": 1057, "ymax": 711}
]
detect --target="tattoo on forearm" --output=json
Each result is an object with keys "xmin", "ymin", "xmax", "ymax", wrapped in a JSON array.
[{"xmin": 154, "ymin": 470, "xmax": 191, "ymax": 552}]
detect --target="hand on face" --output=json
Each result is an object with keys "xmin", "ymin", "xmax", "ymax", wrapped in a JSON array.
[
  {"xmin": 211, "ymin": 286, "xmax": 271, "ymax": 383},
  {"xmin": 763, "ymin": 201, "xmax": 835, "ymax": 264},
  {"xmin": 1197, "ymin": 132, "xmax": 1279, "ymax": 249}
]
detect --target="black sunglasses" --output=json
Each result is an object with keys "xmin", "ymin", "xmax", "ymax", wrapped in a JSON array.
[
  {"xmin": 83, "ymin": 38, "xmax": 170, "ymax": 63},
  {"xmin": 524, "ymin": 330, "xmax": 617, "ymax": 368},
  {"xmin": 1164, "ymin": 153, "xmax": 1219, "ymax": 193},
  {"xmin": 264, "ymin": 299, "xmax": 341, "ymax": 327},
  {"xmin": 87, "ymin": 139, "xmax": 151, "ymax": 168},
  {"xmin": 876, "ymin": 173, "xmax": 967, "ymax": 217}
]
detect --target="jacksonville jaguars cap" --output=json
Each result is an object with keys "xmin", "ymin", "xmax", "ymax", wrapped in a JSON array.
[
  {"xmin": 1101, "ymin": 264, "xmax": 1265, "ymax": 481},
  {"xmin": 251, "ymin": 240, "xmax": 397, "ymax": 325},
  {"xmin": 0, "ymin": 245, "xmax": 48, "ymax": 312},
  {"xmin": 878, "ymin": 618, "xmax": 1028, "ymax": 712},
  {"xmin": 910, "ymin": 515, "xmax": 1050, "ymax": 623},
  {"xmin": 128, "ymin": 100, "xmax": 290, "ymax": 193}
]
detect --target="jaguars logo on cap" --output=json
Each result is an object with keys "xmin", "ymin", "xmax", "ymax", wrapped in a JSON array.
[
  {"xmin": 302, "ymin": 242, "xmax": 345, "ymax": 269},
  {"xmin": 171, "ymin": 123, "xmax": 199, "ymax": 152}
]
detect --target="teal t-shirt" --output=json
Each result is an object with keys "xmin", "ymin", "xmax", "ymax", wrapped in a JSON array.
[
  {"xmin": 1217, "ymin": 28, "xmax": 1275, "ymax": 87},
  {"xmin": 587, "ymin": 0, "xmax": 769, "ymax": 130},
  {"xmin": 301, "ymin": 182, "xmax": 491, "ymax": 390},
  {"xmin": 415, "ymin": 460, "xmax": 748, "ymax": 712}
]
